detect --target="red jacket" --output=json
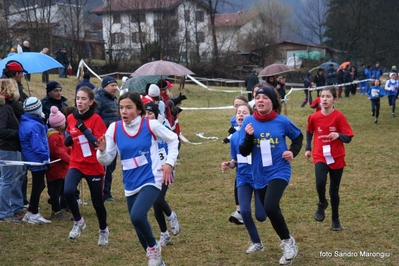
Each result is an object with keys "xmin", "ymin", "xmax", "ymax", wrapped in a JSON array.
[
  {"xmin": 66, "ymin": 112, "xmax": 106, "ymax": 176},
  {"xmin": 46, "ymin": 129, "xmax": 71, "ymax": 182}
]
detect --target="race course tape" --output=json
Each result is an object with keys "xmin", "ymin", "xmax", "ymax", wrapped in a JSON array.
[
  {"xmin": 181, "ymin": 106, "xmax": 233, "ymax": 110},
  {"xmin": 180, "ymin": 133, "xmax": 218, "ymax": 145},
  {"xmin": 0, "ymin": 159, "xmax": 61, "ymax": 166}
]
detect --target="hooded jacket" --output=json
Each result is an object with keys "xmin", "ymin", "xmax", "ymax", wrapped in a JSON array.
[{"xmin": 0, "ymin": 96, "xmax": 21, "ymax": 151}]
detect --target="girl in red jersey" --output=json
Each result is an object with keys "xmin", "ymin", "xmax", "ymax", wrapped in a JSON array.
[
  {"xmin": 305, "ymin": 88, "xmax": 354, "ymax": 231},
  {"xmin": 63, "ymin": 86, "xmax": 109, "ymax": 245}
]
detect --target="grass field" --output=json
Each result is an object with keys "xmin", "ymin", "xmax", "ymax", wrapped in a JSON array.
[{"xmin": 0, "ymin": 74, "xmax": 398, "ymax": 266}]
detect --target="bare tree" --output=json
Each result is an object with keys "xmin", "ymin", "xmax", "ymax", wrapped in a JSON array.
[{"xmin": 294, "ymin": 0, "xmax": 328, "ymax": 44}]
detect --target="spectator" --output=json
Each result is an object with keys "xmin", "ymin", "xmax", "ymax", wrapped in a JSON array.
[
  {"xmin": 301, "ymin": 72, "xmax": 313, "ymax": 107},
  {"xmin": 371, "ymin": 61, "xmax": 383, "ymax": 80},
  {"xmin": 55, "ymin": 48, "xmax": 69, "ymax": 78},
  {"xmin": 41, "ymin": 81, "xmax": 68, "ymax": 122},
  {"xmin": 326, "ymin": 64, "xmax": 336, "ymax": 86},
  {"xmin": 245, "ymin": 70, "xmax": 259, "ymax": 101},
  {"xmin": 336, "ymin": 66, "xmax": 344, "ymax": 98},
  {"xmin": 313, "ymin": 68, "xmax": 326, "ymax": 96},
  {"xmin": 22, "ymin": 41, "xmax": 31, "ymax": 81},
  {"xmin": 0, "ymin": 79, "xmax": 25, "ymax": 223},
  {"xmin": 76, "ymin": 72, "xmax": 95, "ymax": 94},
  {"xmin": 95, "ymin": 76, "xmax": 120, "ymax": 202},
  {"xmin": 276, "ymin": 76, "xmax": 286, "ymax": 102},
  {"xmin": 357, "ymin": 64, "xmax": 367, "ymax": 95},
  {"xmin": 343, "ymin": 65, "xmax": 352, "ymax": 97},
  {"xmin": 40, "ymin": 48, "xmax": 50, "ymax": 83}
]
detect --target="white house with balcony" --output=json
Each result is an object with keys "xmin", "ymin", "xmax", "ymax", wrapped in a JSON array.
[{"xmin": 90, "ymin": 0, "xmax": 211, "ymax": 62}]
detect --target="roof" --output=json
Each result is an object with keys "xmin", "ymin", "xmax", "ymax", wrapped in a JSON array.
[
  {"xmin": 272, "ymin": 40, "xmax": 328, "ymax": 49},
  {"xmin": 90, "ymin": 0, "xmax": 208, "ymax": 14},
  {"xmin": 214, "ymin": 11, "xmax": 257, "ymax": 27}
]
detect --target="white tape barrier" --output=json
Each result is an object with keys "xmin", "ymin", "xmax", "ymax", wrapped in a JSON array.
[
  {"xmin": 187, "ymin": 74, "xmax": 243, "ymax": 93},
  {"xmin": 76, "ymin": 59, "xmax": 103, "ymax": 82},
  {"xmin": 181, "ymin": 106, "xmax": 233, "ymax": 110},
  {"xmin": 179, "ymin": 133, "xmax": 218, "ymax": 145},
  {"xmin": 290, "ymin": 79, "xmax": 375, "ymax": 91},
  {"xmin": 0, "ymin": 159, "xmax": 61, "ymax": 166}
]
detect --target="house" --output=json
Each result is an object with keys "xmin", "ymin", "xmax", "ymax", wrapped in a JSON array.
[
  {"xmin": 269, "ymin": 40, "xmax": 336, "ymax": 67},
  {"xmin": 213, "ymin": 11, "xmax": 262, "ymax": 55},
  {"xmin": 89, "ymin": 0, "xmax": 211, "ymax": 62}
]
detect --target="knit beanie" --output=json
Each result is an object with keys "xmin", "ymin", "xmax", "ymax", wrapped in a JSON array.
[
  {"xmin": 144, "ymin": 102, "xmax": 159, "ymax": 119},
  {"xmin": 23, "ymin": 97, "xmax": 42, "ymax": 116},
  {"xmin": 48, "ymin": 106, "xmax": 66, "ymax": 128},
  {"xmin": 102, "ymin": 76, "xmax": 117, "ymax": 88},
  {"xmin": 46, "ymin": 81, "xmax": 62, "ymax": 93},
  {"xmin": 255, "ymin": 87, "xmax": 278, "ymax": 107},
  {"xmin": 148, "ymin": 84, "xmax": 160, "ymax": 97}
]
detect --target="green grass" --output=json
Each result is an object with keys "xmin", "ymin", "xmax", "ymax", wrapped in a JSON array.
[{"xmin": 0, "ymin": 74, "xmax": 398, "ymax": 265}]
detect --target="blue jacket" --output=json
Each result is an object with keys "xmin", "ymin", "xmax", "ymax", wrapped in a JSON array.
[
  {"xmin": 19, "ymin": 114, "xmax": 49, "ymax": 171},
  {"xmin": 326, "ymin": 69, "xmax": 336, "ymax": 85},
  {"xmin": 76, "ymin": 79, "xmax": 95, "ymax": 93},
  {"xmin": 94, "ymin": 88, "xmax": 120, "ymax": 128},
  {"xmin": 371, "ymin": 66, "xmax": 383, "ymax": 79}
]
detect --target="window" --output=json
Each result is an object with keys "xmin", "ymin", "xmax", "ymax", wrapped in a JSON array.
[
  {"xmin": 130, "ymin": 13, "xmax": 145, "ymax": 23},
  {"xmin": 132, "ymin": 32, "xmax": 146, "ymax": 43},
  {"xmin": 195, "ymin": 11, "xmax": 204, "ymax": 22},
  {"xmin": 111, "ymin": 33, "xmax": 125, "ymax": 43},
  {"xmin": 196, "ymin": 31, "xmax": 205, "ymax": 43},
  {"xmin": 184, "ymin": 10, "xmax": 190, "ymax": 22},
  {"xmin": 113, "ymin": 14, "xmax": 121, "ymax": 24}
]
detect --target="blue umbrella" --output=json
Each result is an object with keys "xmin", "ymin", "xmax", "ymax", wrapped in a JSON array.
[
  {"xmin": 0, "ymin": 52, "xmax": 63, "ymax": 74},
  {"xmin": 319, "ymin": 62, "xmax": 339, "ymax": 72}
]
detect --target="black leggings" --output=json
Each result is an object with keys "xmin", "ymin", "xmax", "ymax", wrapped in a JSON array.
[
  {"xmin": 48, "ymin": 178, "xmax": 64, "ymax": 212},
  {"xmin": 257, "ymin": 178, "xmax": 290, "ymax": 240},
  {"xmin": 234, "ymin": 177, "xmax": 239, "ymax": 206},
  {"xmin": 315, "ymin": 162, "xmax": 343, "ymax": 220},
  {"xmin": 371, "ymin": 99, "xmax": 381, "ymax": 118},
  {"xmin": 153, "ymin": 183, "xmax": 172, "ymax": 233},
  {"xmin": 28, "ymin": 170, "xmax": 46, "ymax": 214}
]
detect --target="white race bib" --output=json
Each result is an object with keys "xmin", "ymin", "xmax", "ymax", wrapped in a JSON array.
[
  {"xmin": 260, "ymin": 139, "xmax": 273, "ymax": 167},
  {"xmin": 78, "ymin": 135, "xmax": 92, "ymax": 157},
  {"xmin": 121, "ymin": 155, "xmax": 149, "ymax": 170}
]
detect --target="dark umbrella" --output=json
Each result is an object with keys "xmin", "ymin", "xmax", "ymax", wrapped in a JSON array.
[
  {"xmin": 259, "ymin": 63, "xmax": 293, "ymax": 77},
  {"xmin": 122, "ymin": 76, "xmax": 161, "ymax": 94}
]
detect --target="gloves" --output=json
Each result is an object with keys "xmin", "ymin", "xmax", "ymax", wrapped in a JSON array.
[
  {"xmin": 64, "ymin": 136, "xmax": 73, "ymax": 147},
  {"xmin": 75, "ymin": 120, "xmax": 88, "ymax": 133},
  {"xmin": 228, "ymin": 127, "xmax": 236, "ymax": 134}
]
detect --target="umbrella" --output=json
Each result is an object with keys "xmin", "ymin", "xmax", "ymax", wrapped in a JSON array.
[
  {"xmin": 131, "ymin": 60, "xmax": 194, "ymax": 77},
  {"xmin": 0, "ymin": 52, "xmax": 63, "ymax": 74},
  {"xmin": 122, "ymin": 75, "xmax": 161, "ymax": 94},
  {"xmin": 319, "ymin": 62, "xmax": 339, "ymax": 72},
  {"xmin": 259, "ymin": 63, "xmax": 293, "ymax": 77},
  {"xmin": 295, "ymin": 51, "xmax": 326, "ymax": 61},
  {"xmin": 338, "ymin": 61, "xmax": 350, "ymax": 71}
]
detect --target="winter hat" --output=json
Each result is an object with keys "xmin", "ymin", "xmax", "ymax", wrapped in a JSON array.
[
  {"xmin": 157, "ymin": 79, "xmax": 169, "ymax": 90},
  {"xmin": 6, "ymin": 60, "xmax": 27, "ymax": 73},
  {"xmin": 46, "ymin": 81, "xmax": 62, "ymax": 93},
  {"xmin": 49, "ymin": 106, "xmax": 66, "ymax": 128},
  {"xmin": 306, "ymin": 72, "xmax": 311, "ymax": 77},
  {"xmin": 391, "ymin": 66, "xmax": 397, "ymax": 71},
  {"xmin": 23, "ymin": 97, "xmax": 42, "ymax": 116},
  {"xmin": 148, "ymin": 84, "xmax": 160, "ymax": 97},
  {"xmin": 172, "ymin": 93, "xmax": 187, "ymax": 106},
  {"xmin": 389, "ymin": 72, "xmax": 396, "ymax": 78},
  {"xmin": 101, "ymin": 76, "xmax": 117, "ymax": 88},
  {"xmin": 144, "ymin": 102, "xmax": 159, "ymax": 119},
  {"xmin": 255, "ymin": 87, "xmax": 278, "ymax": 107}
]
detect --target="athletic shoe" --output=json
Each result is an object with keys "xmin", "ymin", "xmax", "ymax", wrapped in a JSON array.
[
  {"xmin": 77, "ymin": 199, "xmax": 88, "ymax": 206},
  {"xmin": 246, "ymin": 242, "xmax": 264, "ymax": 254},
  {"xmin": 146, "ymin": 242, "xmax": 163, "ymax": 266},
  {"xmin": 98, "ymin": 228, "xmax": 109, "ymax": 246},
  {"xmin": 51, "ymin": 210, "xmax": 73, "ymax": 221},
  {"xmin": 280, "ymin": 235, "xmax": 298, "ymax": 264},
  {"xmin": 229, "ymin": 210, "xmax": 244, "ymax": 225},
  {"xmin": 22, "ymin": 212, "xmax": 32, "ymax": 222},
  {"xmin": 69, "ymin": 218, "xmax": 86, "ymax": 239},
  {"xmin": 332, "ymin": 219, "xmax": 342, "ymax": 231},
  {"xmin": 159, "ymin": 232, "xmax": 171, "ymax": 247},
  {"xmin": 314, "ymin": 201, "xmax": 328, "ymax": 221},
  {"xmin": 28, "ymin": 213, "xmax": 52, "ymax": 224},
  {"xmin": 167, "ymin": 211, "xmax": 180, "ymax": 235}
]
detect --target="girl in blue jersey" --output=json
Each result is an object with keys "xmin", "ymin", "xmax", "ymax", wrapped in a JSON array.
[
  {"xmin": 239, "ymin": 87, "xmax": 303, "ymax": 265},
  {"xmin": 223, "ymin": 95, "xmax": 248, "ymax": 225},
  {"xmin": 384, "ymin": 72, "xmax": 399, "ymax": 117},
  {"xmin": 221, "ymin": 103, "xmax": 267, "ymax": 254},
  {"xmin": 367, "ymin": 79, "xmax": 385, "ymax": 124},
  {"xmin": 96, "ymin": 92, "xmax": 179, "ymax": 266},
  {"xmin": 144, "ymin": 102, "xmax": 181, "ymax": 247}
]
